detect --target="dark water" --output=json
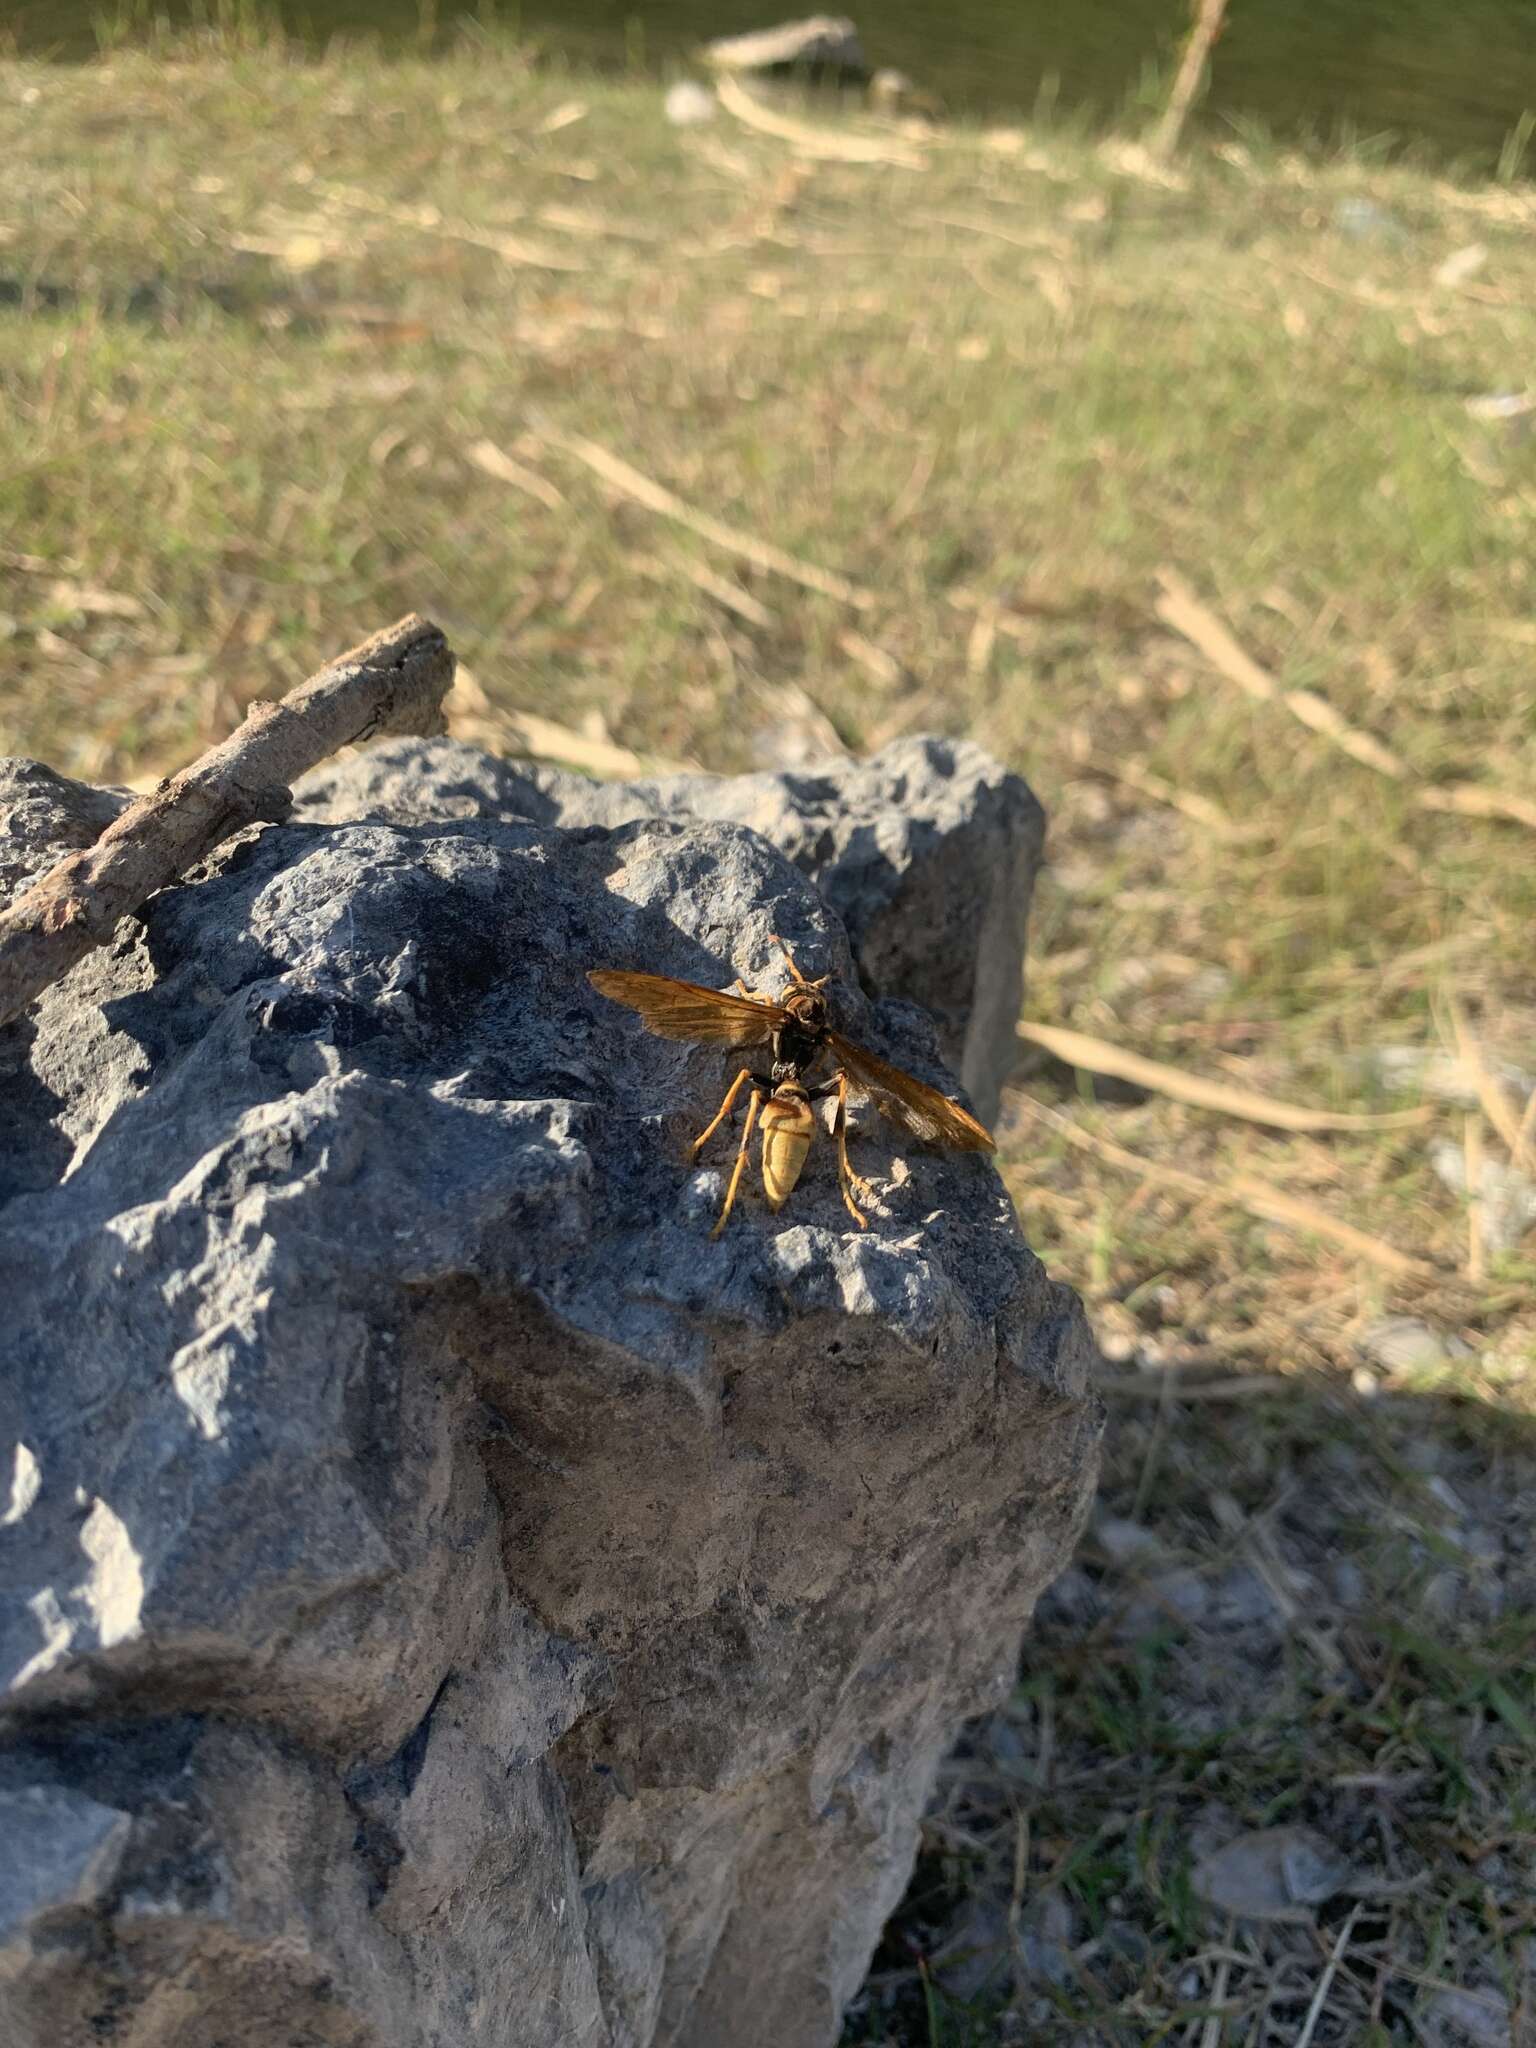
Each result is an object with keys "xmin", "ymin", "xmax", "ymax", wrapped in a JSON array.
[{"xmin": 5, "ymin": 0, "xmax": 1536, "ymax": 174}]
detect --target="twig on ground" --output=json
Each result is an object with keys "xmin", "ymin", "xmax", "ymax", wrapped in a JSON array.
[
  {"xmin": 634, "ymin": 554, "xmax": 777, "ymax": 630},
  {"xmin": 546, "ymin": 427, "xmax": 876, "ymax": 611},
  {"xmin": 1086, "ymin": 753, "xmax": 1243, "ymax": 838},
  {"xmin": 1199, "ymin": 1953, "xmax": 1234, "ymax": 2048},
  {"xmin": 445, "ymin": 668, "xmax": 685, "ymax": 778},
  {"xmin": 1416, "ymin": 782, "xmax": 1536, "ymax": 831},
  {"xmin": 1445, "ymin": 996, "xmax": 1526, "ymax": 1156},
  {"xmin": 1155, "ymin": 571, "xmax": 1407, "ymax": 778},
  {"xmin": 966, "ymin": 604, "xmax": 997, "ymax": 681},
  {"xmin": 467, "ymin": 438, "xmax": 567, "ymax": 511},
  {"xmin": 1295, "ymin": 1906, "xmax": 1363, "ymax": 2048},
  {"xmin": 1514, "ymin": 1084, "xmax": 1536, "ymax": 1175},
  {"xmin": 1017, "ymin": 1018, "xmax": 1434, "ymax": 1134},
  {"xmin": 1157, "ymin": 571, "xmax": 1536, "ymax": 829},
  {"xmin": 1018, "ymin": 1096, "xmax": 1435, "ymax": 1279},
  {"xmin": 1150, "ymin": 0, "xmax": 1231, "ymax": 162},
  {"xmin": 0, "ymin": 615, "xmax": 454, "ymax": 1027},
  {"xmin": 315, "ymin": 179, "xmax": 587, "ymax": 272},
  {"xmin": 714, "ymin": 74, "xmax": 926, "ymax": 169},
  {"xmin": 879, "ymin": 438, "xmax": 938, "ymax": 534},
  {"xmin": 1465, "ymin": 1112, "xmax": 1486, "ymax": 1283},
  {"xmin": 836, "ymin": 629, "xmax": 904, "ymax": 689}
]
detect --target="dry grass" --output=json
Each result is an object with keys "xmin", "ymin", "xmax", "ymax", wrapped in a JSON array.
[{"xmin": 1, "ymin": 27, "xmax": 1534, "ymax": 2044}]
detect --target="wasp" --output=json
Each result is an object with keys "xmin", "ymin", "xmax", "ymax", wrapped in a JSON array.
[{"xmin": 588, "ymin": 937, "xmax": 994, "ymax": 1237}]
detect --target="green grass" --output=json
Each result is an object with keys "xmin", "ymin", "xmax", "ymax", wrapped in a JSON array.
[{"xmin": 2, "ymin": 24, "xmax": 1534, "ymax": 2043}]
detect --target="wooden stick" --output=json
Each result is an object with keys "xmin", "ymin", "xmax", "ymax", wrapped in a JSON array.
[
  {"xmin": 1417, "ymin": 782, "xmax": 1536, "ymax": 832},
  {"xmin": 714, "ymin": 74, "xmax": 926, "ymax": 169},
  {"xmin": 1018, "ymin": 1018, "xmax": 1434, "ymax": 1134},
  {"xmin": 1019, "ymin": 1097, "xmax": 1434, "ymax": 1279},
  {"xmin": 1155, "ymin": 570, "xmax": 1408, "ymax": 779},
  {"xmin": 1157, "ymin": 571, "xmax": 1536, "ymax": 829},
  {"xmin": 1149, "ymin": 0, "xmax": 1230, "ymax": 162},
  {"xmin": 1085, "ymin": 751, "xmax": 1242, "ymax": 838},
  {"xmin": 445, "ymin": 666, "xmax": 687, "ymax": 778},
  {"xmin": 634, "ymin": 552, "xmax": 778, "ymax": 630},
  {"xmin": 1295, "ymin": 1908, "xmax": 1363, "ymax": 2048},
  {"xmin": 1445, "ymin": 995, "xmax": 1526, "ymax": 1156},
  {"xmin": 466, "ymin": 437, "xmax": 567, "ymax": 511},
  {"xmin": 1464, "ymin": 1112, "xmax": 1486, "ymax": 1283},
  {"xmin": 0, "ymin": 614, "xmax": 454, "ymax": 1027},
  {"xmin": 1514, "ymin": 1084, "xmax": 1536, "ymax": 1175},
  {"xmin": 547, "ymin": 426, "xmax": 876, "ymax": 612}
]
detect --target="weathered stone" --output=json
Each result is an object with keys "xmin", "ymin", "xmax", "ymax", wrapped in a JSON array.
[
  {"xmin": 294, "ymin": 733, "xmax": 1044, "ymax": 1126},
  {"xmin": 703, "ymin": 16, "xmax": 865, "ymax": 78},
  {"xmin": 0, "ymin": 757, "xmax": 130, "ymax": 899},
  {"xmin": 1191, "ymin": 1825, "xmax": 1350, "ymax": 1923},
  {"xmin": 0, "ymin": 746, "xmax": 1098, "ymax": 2048}
]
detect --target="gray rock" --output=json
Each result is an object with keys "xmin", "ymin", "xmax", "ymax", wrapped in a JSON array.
[
  {"xmin": 1016, "ymin": 1890, "xmax": 1076, "ymax": 1991},
  {"xmin": 1331, "ymin": 196, "xmax": 1406, "ymax": 242},
  {"xmin": 1358, "ymin": 1315, "xmax": 1474, "ymax": 1375},
  {"xmin": 1422, "ymin": 1986, "xmax": 1513, "ymax": 2048},
  {"xmin": 1121, "ymin": 1567, "xmax": 1209, "ymax": 1637},
  {"xmin": 1362, "ymin": 1044, "xmax": 1535, "ymax": 1110},
  {"xmin": 0, "ymin": 749, "xmax": 1098, "ymax": 2048},
  {"xmin": 931, "ymin": 1897, "xmax": 1011, "ymax": 2003},
  {"xmin": 0, "ymin": 757, "xmax": 130, "ymax": 900},
  {"xmin": 293, "ymin": 734, "xmax": 1045, "ymax": 1128},
  {"xmin": 1092, "ymin": 1515, "xmax": 1162, "ymax": 1567},
  {"xmin": 1191, "ymin": 1825, "xmax": 1349, "ymax": 1923},
  {"xmin": 1430, "ymin": 1139, "xmax": 1536, "ymax": 1256},
  {"xmin": 1206, "ymin": 1565, "xmax": 1283, "ymax": 1633}
]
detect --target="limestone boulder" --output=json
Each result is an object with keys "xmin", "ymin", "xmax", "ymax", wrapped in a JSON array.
[
  {"xmin": 294, "ymin": 733, "xmax": 1043, "ymax": 1126},
  {"xmin": 0, "ymin": 741, "xmax": 1097, "ymax": 2048}
]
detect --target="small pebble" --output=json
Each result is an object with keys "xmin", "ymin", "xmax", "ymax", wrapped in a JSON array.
[{"xmin": 664, "ymin": 80, "xmax": 716, "ymax": 126}]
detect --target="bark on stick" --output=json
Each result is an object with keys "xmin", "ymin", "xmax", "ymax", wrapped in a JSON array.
[{"xmin": 0, "ymin": 612, "xmax": 454, "ymax": 1026}]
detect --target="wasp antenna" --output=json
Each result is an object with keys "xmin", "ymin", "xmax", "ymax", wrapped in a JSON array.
[{"xmin": 771, "ymin": 933, "xmax": 815, "ymax": 987}]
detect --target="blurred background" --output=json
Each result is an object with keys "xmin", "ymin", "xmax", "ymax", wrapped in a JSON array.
[{"xmin": 1, "ymin": 3, "xmax": 1533, "ymax": 2041}]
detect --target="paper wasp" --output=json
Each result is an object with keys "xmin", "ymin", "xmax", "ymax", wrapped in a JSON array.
[{"xmin": 588, "ymin": 937, "xmax": 994, "ymax": 1237}]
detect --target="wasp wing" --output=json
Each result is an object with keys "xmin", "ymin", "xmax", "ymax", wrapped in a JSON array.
[
  {"xmin": 588, "ymin": 969, "xmax": 785, "ymax": 1048},
  {"xmin": 828, "ymin": 1030, "xmax": 995, "ymax": 1152}
]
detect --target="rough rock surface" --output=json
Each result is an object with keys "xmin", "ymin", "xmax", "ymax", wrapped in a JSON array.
[
  {"xmin": 0, "ymin": 757, "xmax": 130, "ymax": 898},
  {"xmin": 0, "ymin": 739, "xmax": 1098, "ymax": 2048},
  {"xmin": 295, "ymin": 733, "xmax": 1043, "ymax": 1127}
]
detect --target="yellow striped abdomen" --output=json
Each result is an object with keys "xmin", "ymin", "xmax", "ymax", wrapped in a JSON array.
[{"xmin": 759, "ymin": 1085, "xmax": 815, "ymax": 1210}]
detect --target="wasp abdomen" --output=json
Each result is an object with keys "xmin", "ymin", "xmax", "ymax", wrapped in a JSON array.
[{"xmin": 759, "ymin": 1083, "xmax": 815, "ymax": 1211}]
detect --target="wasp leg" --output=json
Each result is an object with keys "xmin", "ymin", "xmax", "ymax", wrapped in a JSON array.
[
  {"xmin": 769, "ymin": 933, "xmax": 831, "ymax": 992},
  {"xmin": 710, "ymin": 1086, "xmax": 764, "ymax": 1239},
  {"xmin": 729, "ymin": 979, "xmax": 779, "ymax": 1007},
  {"xmin": 688, "ymin": 1067, "xmax": 754, "ymax": 1162},
  {"xmin": 832, "ymin": 1068, "xmax": 875, "ymax": 1227}
]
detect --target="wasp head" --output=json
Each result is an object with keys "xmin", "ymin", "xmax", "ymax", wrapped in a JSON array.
[{"xmin": 783, "ymin": 986, "xmax": 829, "ymax": 1034}]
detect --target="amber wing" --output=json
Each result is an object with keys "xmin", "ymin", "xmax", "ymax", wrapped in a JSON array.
[
  {"xmin": 828, "ymin": 1031, "xmax": 995, "ymax": 1152},
  {"xmin": 588, "ymin": 969, "xmax": 785, "ymax": 1048}
]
